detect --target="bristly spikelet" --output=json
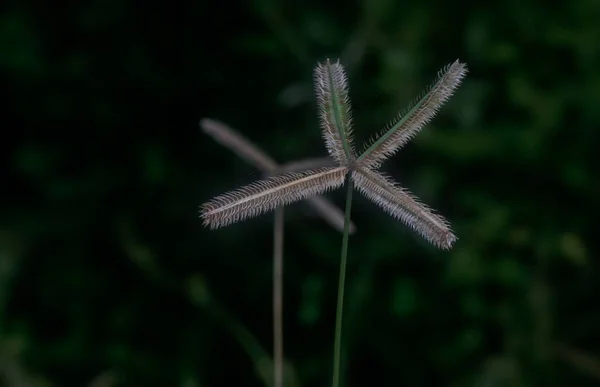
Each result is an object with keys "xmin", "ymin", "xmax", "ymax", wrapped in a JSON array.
[
  {"xmin": 314, "ymin": 59, "xmax": 356, "ymax": 164},
  {"xmin": 201, "ymin": 166, "xmax": 347, "ymax": 229},
  {"xmin": 358, "ymin": 60, "xmax": 467, "ymax": 169},
  {"xmin": 201, "ymin": 118, "xmax": 356, "ymax": 233},
  {"xmin": 351, "ymin": 167, "xmax": 457, "ymax": 249},
  {"xmin": 200, "ymin": 118, "xmax": 279, "ymax": 172}
]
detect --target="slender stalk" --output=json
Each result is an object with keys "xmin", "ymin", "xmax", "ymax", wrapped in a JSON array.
[
  {"xmin": 332, "ymin": 176, "xmax": 354, "ymax": 387},
  {"xmin": 273, "ymin": 208, "xmax": 285, "ymax": 387}
]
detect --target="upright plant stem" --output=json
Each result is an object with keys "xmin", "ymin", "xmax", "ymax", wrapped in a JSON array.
[
  {"xmin": 273, "ymin": 208, "xmax": 285, "ymax": 387},
  {"xmin": 332, "ymin": 177, "xmax": 354, "ymax": 387}
]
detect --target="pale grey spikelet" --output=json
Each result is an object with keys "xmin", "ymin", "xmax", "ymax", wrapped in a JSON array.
[
  {"xmin": 358, "ymin": 60, "xmax": 467, "ymax": 169},
  {"xmin": 351, "ymin": 167, "xmax": 456, "ymax": 249},
  {"xmin": 201, "ymin": 166, "xmax": 347, "ymax": 229},
  {"xmin": 306, "ymin": 196, "xmax": 357, "ymax": 234},
  {"xmin": 314, "ymin": 59, "xmax": 356, "ymax": 164},
  {"xmin": 200, "ymin": 118, "xmax": 279, "ymax": 172}
]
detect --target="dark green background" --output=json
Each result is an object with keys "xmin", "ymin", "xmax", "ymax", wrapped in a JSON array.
[{"xmin": 2, "ymin": 0, "xmax": 600, "ymax": 386}]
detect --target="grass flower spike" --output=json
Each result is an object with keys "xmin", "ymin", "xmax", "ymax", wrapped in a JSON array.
[
  {"xmin": 201, "ymin": 166, "xmax": 347, "ymax": 229},
  {"xmin": 200, "ymin": 118, "xmax": 356, "ymax": 233},
  {"xmin": 201, "ymin": 57, "xmax": 467, "ymax": 387},
  {"xmin": 201, "ymin": 59, "xmax": 466, "ymax": 249},
  {"xmin": 351, "ymin": 167, "xmax": 455, "ymax": 249},
  {"xmin": 314, "ymin": 59, "xmax": 356, "ymax": 163},
  {"xmin": 358, "ymin": 60, "xmax": 467, "ymax": 169}
]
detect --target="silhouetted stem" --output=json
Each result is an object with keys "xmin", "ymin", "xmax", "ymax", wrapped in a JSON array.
[
  {"xmin": 273, "ymin": 208, "xmax": 284, "ymax": 387},
  {"xmin": 332, "ymin": 177, "xmax": 353, "ymax": 387}
]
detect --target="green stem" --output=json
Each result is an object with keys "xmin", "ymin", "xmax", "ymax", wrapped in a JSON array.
[
  {"xmin": 273, "ymin": 208, "xmax": 285, "ymax": 387},
  {"xmin": 332, "ymin": 176, "xmax": 354, "ymax": 387}
]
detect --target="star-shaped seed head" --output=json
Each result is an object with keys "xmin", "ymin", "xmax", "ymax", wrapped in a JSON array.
[{"xmin": 200, "ymin": 59, "xmax": 467, "ymax": 249}]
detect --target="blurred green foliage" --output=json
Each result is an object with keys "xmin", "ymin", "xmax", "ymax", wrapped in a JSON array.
[{"xmin": 1, "ymin": 0, "xmax": 600, "ymax": 386}]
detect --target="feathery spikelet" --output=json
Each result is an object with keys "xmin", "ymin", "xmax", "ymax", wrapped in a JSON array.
[
  {"xmin": 200, "ymin": 118, "xmax": 278, "ymax": 172},
  {"xmin": 351, "ymin": 167, "xmax": 456, "ymax": 249},
  {"xmin": 314, "ymin": 59, "xmax": 356, "ymax": 164},
  {"xmin": 358, "ymin": 60, "xmax": 467, "ymax": 169},
  {"xmin": 201, "ymin": 166, "xmax": 347, "ymax": 229},
  {"xmin": 201, "ymin": 119, "xmax": 356, "ymax": 233},
  {"xmin": 306, "ymin": 196, "xmax": 357, "ymax": 234}
]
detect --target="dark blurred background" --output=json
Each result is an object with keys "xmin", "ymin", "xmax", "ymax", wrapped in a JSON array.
[{"xmin": 2, "ymin": 0, "xmax": 600, "ymax": 386}]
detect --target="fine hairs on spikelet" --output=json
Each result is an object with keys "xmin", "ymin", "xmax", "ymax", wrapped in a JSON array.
[
  {"xmin": 200, "ymin": 118, "xmax": 278, "ymax": 172},
  {"xmin": 275, "ymin": 157, "xmax": 336, "ymax": 175},
  {"xmin": 201, "ymin": 166, "xmax": 347, "ymax": 229},
  {"xmin": 359, "ymin": 60, "xmax": 467, "ymax": 169},
  {"xmin": 351, "ymin": 167, "xmax": 456, "ymax": 249},
  {"xmin": 270, "ymin": 156, "xmax": 356, "ymax": 233},
  {"xmin": 201, "ymin": 118, "xmax": 355, "ymax": 233},
  {"xmin": 314, "ymin": 59, "xmax": 356, "ymax": 164}
]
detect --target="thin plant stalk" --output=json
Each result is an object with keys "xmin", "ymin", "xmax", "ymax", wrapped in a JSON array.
[
  {"xmin": 273, "ymin": 207, "xmax": 285, "ymax": 387},
  {"xmin": 332, "ymin": 177, "xmax": 354, "ymax": 387}
]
